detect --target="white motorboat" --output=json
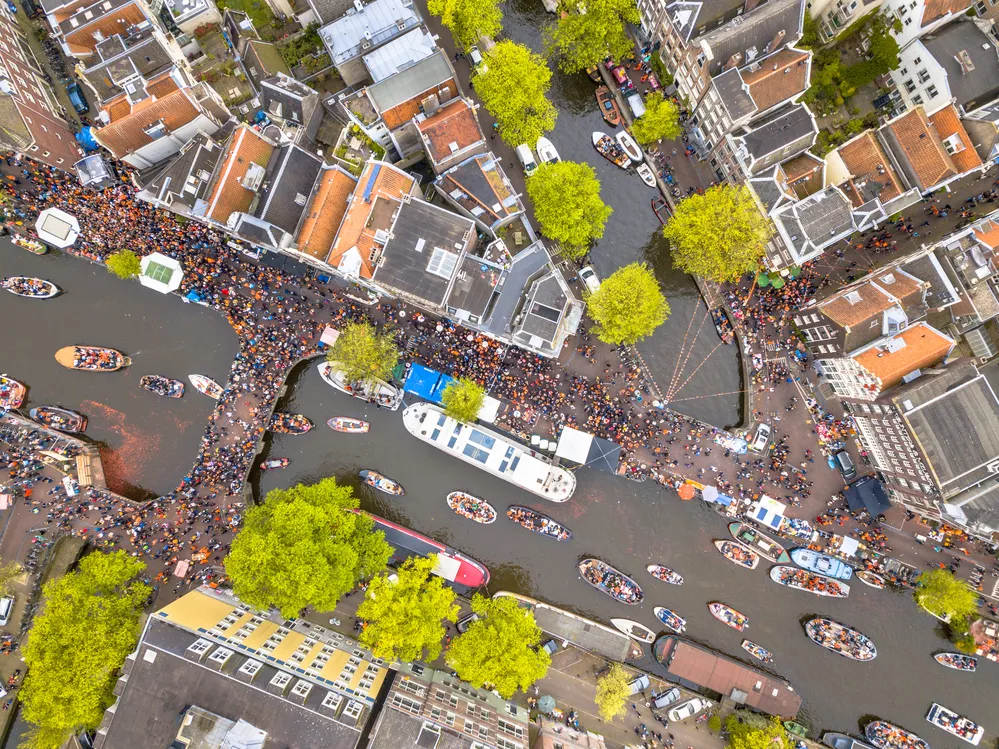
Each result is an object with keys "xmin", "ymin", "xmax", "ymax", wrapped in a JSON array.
[
  {"xmin": 616, "ymin": 130, "xmax": 643, "ymax": 162},
  {"xmin": 925, "ymin": 704, "xmax": 983, "ymax": 746},
  {"xmin": 536, "ymin": 136, "xmax": 560, "ymax": 165},
  {"xmin": 189, "ymin": 374, "xmax": 224, "ymax": 399},
  {"xmin": 636, "ymin": 163, "xmax": 657, "ymax": 187},
  {"xmin": 610, "ymin": 618, "xmax": 655, "ymax": 643},
  {"xmin": 318, "ymin": 361, "xmax": 403, "ymax": 411}
]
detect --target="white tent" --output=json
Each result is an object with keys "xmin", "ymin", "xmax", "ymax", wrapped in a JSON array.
[
  {"xmin": 554, "ymin": 426, "xmax": 621, "ymax": 472},
  {"xmin": 34, "ymin": 207, "xmax": 79, "ymax": 248},
  {"xmin": 139, "ymin": 252, "xmax": 184, "ymax": 294}
]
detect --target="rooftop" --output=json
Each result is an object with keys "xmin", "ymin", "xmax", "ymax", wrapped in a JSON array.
[
  {"xmin": 416, "ymin": 98, "xmax": 484, "ymax": 167},
  {"xmin": 143, "ymin": 131, "xmax": 225, "ymax": 208},
  {"xmin": 821, "ymin": 273, "xmax": 921, "ymax": 328},
  {"xmin": 362, "ymin": 26, "xmax": 436, "ymax": 82},
  {"xmin": 296, "ymin": 166, "xmax": 357, "ymax": 261},
  {"xmin": 742, "ymin": 47, "xmax": 810, "ymax": 112},
  {"xmin": 94, "ymin": 86, "xmax": 199, "ymax": 159},
  {"xmin": 928, "ymin": 104, "xmax": 983, "ymax": 174},
  {"xmin": 922, "ymin": 19, "xmax": 999, "ymax": 111},
  {"xmin": 880, "ymin": 106, "xmax": 957, "ymax": 191},
  {"xmin": 773, "ymin": 185, "xmax": 855, "ymax": 261},
  {"xmin": 835, "ymin": 131, "xmax": 904, "ymax": 207},
  {"xmin": 366, "ymin": 50, "xmax": 454, "ymax": 115},
  {"xmin": 851, "ymin": 322, "xmax": 954, "ymax": 388},
  {"xmin": 435, "ymin": 153, "xmax": 521, "ymax": 230},
  {"xmin": 203, "ymin": 126, "xmax": 276, "ymax": 225},
  {"xmin": 698, "ymin": 0, "xmax": 804, "ymax": 78},
  {"xmin": 319, "ymin": 0, "xmax": 421, "ymax": 66},
  {"xmin": 737, "ymin": 103, "xmax": 816, "ymax": 164},
  {"xmin": 253, "ymin": 143, "xmax": 323, "ymax": 236}
]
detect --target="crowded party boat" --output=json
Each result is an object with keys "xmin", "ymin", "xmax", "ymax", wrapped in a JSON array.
[
  {"xmin": 29, "ymin": 406, "xmax": 87, "ymax": 433},
  {"xmin": 506, "ymin": 506, "xmax": 571, "ymax": 540},
  {"xmin": 592, "ymin": 132, "xmax": 631, "ymax": 169},
  {"xmin": 447, "ymin": 492, "xmax": 496, "ymax": 524},
  {"xmin": 865, "ymin": 721, "xmax": 930, "ymax": 749},
  {"xmin": 925, "ymin": 703, "xmax": 983, "ymax": 745},
  {"xmin": 728, "ymin": 522, "xmax": 790, "ymax": 563},
  {"xmin": 1, "ymin": 276, "xmax": 60, "ymax": 298},
  {"xmin": 856, "ymin": 570, "xmax": 886, "ymax": 589},
  {"xmin": 647, "ymin": 564, "xmax": 684, "ymax": 585},
  {"xmin": 579, "ymin": 558, "xmax": 644, "ymax": 605},
  {"xmin": 360, "ymin": 469, "xmax": 404, "ymax": 496},
  {"xmin": 327, "ymin": 416, "xmax": 370, "ymax": 433},
  {"xmin": 934, "ymin": 652, "xmax": 977, "ymax": 672},
  {"xmin": 269, "ymin": 412, "xmax": 313, "ymax": 434},
  {"xmin": 140, "ymin": 375, "xmax": 184, "ymax": 398},
  {"xmin": 260, "ymin": 458, "xmax": 290, "ymax": 471},
  {"xmin": 711, "ymin": 308, "xmax": 735, "ymax": 344},
  {"xmin": 56, "ymin": 346, "xmax": 130, "ymax": 371},
  {"xmin": 741, "ymin": 640, "xmax": 774, "ymax": 664},
  {"xmin": 791, "ymin": 548, "xmax": 853, "ymax": 580},
  {"xmin": 770, "ymin": 566, "xmax": 850, "ymax": 598},
  {"xmin": 189, "ymin": 374, "xmax": 224, "ymax": 399},
  {"xmin": 806, "ymin": 618, "xmax": 877, "ymax": 661},
  {"xmin": 654, "ymin": 607, "xmax": 686, "ymax": 633},
  {"xmin": 715, "ymin": 540, "xmax": 760, "ymax": 570},
  {"xmin": 611, "ymin": 618, "xmax": 655, "ymax": 643},
  {"xmin": 709, "ymin": 602, "xmax": 748, "ymax": 631},
  {"xmin": 319, "ymin": 361, "xmax": 403, "ymax": 410},
  {"xmin": 0, "ymin": 375, "xmax": 26, "ymax": 409}
]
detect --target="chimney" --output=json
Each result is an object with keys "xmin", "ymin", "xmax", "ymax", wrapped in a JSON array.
[
  {"xmin": 765, "ymin": 30, "xmax": 786, "ymax": 55},
  {"xmin": 724, "ymin": 52, "xmax": 742, "ymax": 70}
]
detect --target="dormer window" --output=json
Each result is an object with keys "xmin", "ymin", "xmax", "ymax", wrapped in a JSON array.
[{"xmin": 143, "ymin": 120, "xmax": 168, "ymax": 140}]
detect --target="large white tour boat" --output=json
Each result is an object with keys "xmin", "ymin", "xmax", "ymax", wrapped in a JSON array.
[
  {"xmin": 403, "ymin": 402, "xmax": 576, "ymax": 501},
  {"xmin": 318, "ymin": 361, "xmax": 403, "ymax": 410}
]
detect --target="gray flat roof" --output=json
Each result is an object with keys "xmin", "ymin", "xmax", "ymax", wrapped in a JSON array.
[
  {"xmin": 367, "ymin": 51, "xmax": 453, "ymax": 113},
  {"xmin": 923, "ymin": 20, "xmax": 999, "ymax": 111}
]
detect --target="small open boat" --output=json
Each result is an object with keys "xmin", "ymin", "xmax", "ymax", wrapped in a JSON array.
[
  {"xmin": 506, "ymin": 506, "xmax": 571, "ymax": 540},
  {"xmin": 925, "ymin": 704, "xmax": 983, "ymax": 745},
  {"xmin": 770, "ymin": 566, "xmax": 850, "ymax": 598},
  {"xmin": 595, "ymin": 86, "xmax": 622, "ymax": 127},
  {"xmin": 586, "ymin": 65, "xmax": 601, "ymax": 82},
  {"xmin": 11, "ymin": 234, "xmax": 46, "ymax": 254},
  {"xmin": 140, "ymin": 375, "xmax": 184, "ymax": 398},
  {"xmin": 711, "ymin": 307, "xmax": 734, "ymax": 344},
  {"xmin": 610, "ymin": 618, "xmax": 655, "ymax": 643},
  {"xmin": 1, "ymin": 277, "xmax": 60, "ymax": 298},
  {"xmin": 791, "ymin": 548, "xmax": 853, "ymax": 580},
  {"xmin": 866, "ymin": 722, "xmax": 929, "ymax": 749},
  {"xmin": 536, "ymin": 136, "xmax": 560, "ymax": 165},
  {"xmin": 654, "ymin": 606, "xmax": 686, "ymax": 633},
  {"xmin": 0, "ymin": 375, "xmax": 26, "ymax": 409},
  {"xmin": 189, "ymin": 374, "xmax": 224, "ymax": 399},
  {"xmin": 261, "ymin": 458, "xmax": 290, "ymax": 471},
  {"xmin": 806, "ymin": 618, "xmax": 876, "ymax": 661},
  {"xmin": 741, "ymin": 639, "xmax": 774, "ymax": 664},
  {"xmin": 360, "ymin": 469, "xmax": 404, "ymax": 496},
  {"xmin": 616, "ymin": 131, "xmax": 643, "ymax": 162},
  {"xmin": 636, "ymin": 163, "xmax": 657, "ymax": 187},
  {"xmin": 56, "ymin": 346, "xmax": 130, "ymax": 372},
  {"xmin": 447, "ymin": 492, "xmax": 496, "ymax": 524},
  {"xmin": 646, "ymin": 564, "xmax": 683, "ymax": 585},
  {"xmin": 785, "ymin": 722, "xmax": 809, "ymax": 739},
  {"xmin": 714, "ymin": 539, "xmax": 760, "ymax": 570},
  {"xmin": 592, "ymin": 132, "xmax": 631, "ymax": 169},
  {"xmin": 269, "ymin": 412, "xmax": 313, "ymax": 434},
  {"xmin": 934, "ymin": 652, "xmax": 977, "ymax": 672},
  {"xmin": 327, "ymin": 416, "xmax": 370, "ymax": 433},
  {"xmin": 708, "ymin": 602, "xmax": 748, "ymax": 631},
  {"xmin": 319, "ymin": 361, "xmax": 403, "ymax": 410},
  {"xmin": 824, "ymin": 732, "xmax": 878, "ymax": 749},
  {"xmin": 29, "ymin": 406, "xmax": 86, "ymax": 433},
  {"xmin": 579, "ymin": 558, "xmax": 643, "ymax": 605},
  {"xmin": 728, "ymin": 522, "xmax": 790, "ymax": 563},
  {"xmin": 855, "ymin": 570, "xmax": 886, "ymax": 589}
]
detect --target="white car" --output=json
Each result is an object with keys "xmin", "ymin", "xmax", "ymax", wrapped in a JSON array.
[
  {"xmin": 750, "ymin": 423, "xmax": 771, "ymax": 452},
  {"xmin": 579, "ymin": 266, "xmax": 601, "ymax": 294},
  {"xmin": 667, "ymin": 697, "xmax": 712, "ymax": 722}
]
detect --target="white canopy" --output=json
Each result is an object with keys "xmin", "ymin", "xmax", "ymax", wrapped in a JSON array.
[
  {"xmin": 477, "ymin": 395, "xmax": 501, "ymax": 423},
  {"xmin": 35, "ymin": 207, "xmax": 79, "ymax": 248},
  {"xmin": 838, "ymin": 536, "xmax": 860, "ymax": 557},
  {"xmin": 139, "ymin": 252, "xmax": 183, "ymax": 294},
  {"xmin": 555, "ymin": 426, "xmax": 592, "ymax": 462}
]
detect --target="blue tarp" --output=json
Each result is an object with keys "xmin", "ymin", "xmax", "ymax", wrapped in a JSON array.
[
  {"xmin": 75, "ymin": 127, "xmax": 99, "ymax": 152},
  {"xmin": 403, "ymin": 363, "xmax": 455, "ymax": 404}
]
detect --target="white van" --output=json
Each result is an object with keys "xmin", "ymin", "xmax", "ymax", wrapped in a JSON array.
[
  {"xmin": 627, "ymin": 93, "xmax": 646, "ymax": 119},
  {"xmin": 516, "ymin": 144, "xmax": 539, "ymax": 176},
  {"xmin": 0, "ymin": 596, "xmax": 14, "ymax": 627}
]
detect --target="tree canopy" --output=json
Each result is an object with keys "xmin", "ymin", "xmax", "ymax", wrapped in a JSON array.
[
  {"xmin": 105, "ymin": 249, "xmax": 141, "ymax": 279},
  {"xmin": 21, "ymin": 551, "xmax": 149, "ymax": 749},
  {"xmin": 358, "ymin": 555, "xmax": 458, "ymax": 663},
  {"xmin": 224, "ymin": 478, "xmax": 391, "ymax": 619},
  {"xmin": 328, "ymin": 321, "xmax": 399, "ymax": 386},
  {"xmin": 474, "ymin": 41, "xmax": 557, "ymax": 148},
  {"xmin": 427, "ymin": 0, "xmax": 502, "ymax": 50},
  {"xmin": 631, "ymin": 92, "xmax": 682, "ymax": 146},
  {"xmin": 585, "ymin": 262, "xmax": 669, "ymax": 345},
  {"xmin": 441, "ymin": 377, "xmax": 486, "ymax": 423},
  {"xmin": 914, "ymin": 569, "xmax": 978, "ymax": 621},
  {"xmin": 545, "ymin": 0, "xmax": 640, "ymax": 73},
  {"xmin": 725, "ymin": 714, "xmax": 789, "ymax": 749},
  {"xmin": 526, "ymin": 161, "xmax": 612, "ymax": 259},
  {"xmin": 594, "ymin": 663, "xmax": 630, "ymax": 721},
  {"xmin": 446, "ymin": 594, "xmax": 551, "ymax": 697},
  {"xmin": 663, "ymin": 185, "xmax": 771, "ymax": 282},
  {"xmin": 0, "ymin": 560, "xmax": 21, "ymax": 597}
]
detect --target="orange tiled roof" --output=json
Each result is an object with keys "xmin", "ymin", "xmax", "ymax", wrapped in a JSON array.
[
  {"xmin": 852, "ymin": 323, "xmax": 953, "ymax": 387},
  {"xmin": 296, "ymin": 167, "xmax": 357, "ymax": 261},
  {"xmin": 95, "ymin": 88, "xmax": 199, "ymax": 158},
  {"xmin": 381, "ymin": 79, "xmax": 458, "ymax": 130},
  {"xmin": 974, "ymin": 221, "xmax": 999, "ymax": 250},
  {"xmin": 781, "ymin": 153, "xmax": 822, "ymax": 182},
  {"xmin": 838, "ymin": 131, "xmax": 904, "ymax": 208},
  {"xmin": 821, "ymin": 272, "xmax": 921, "ymax": 327},
  {"xmin": 64, "ymin": 1, "xmax": 146, "ymax": 55},
  {"xmin": 742, "ymin": 48, "xmax": 810, "ymax": 113},
  {"xmin": 922, "ymin": 0, "xmax": 971, "ymax": 26},
  {"xmin": 886, "ymin": 107, "xmax": 956, "ymax": 190},
  {"xmin": 416, "ymin": 99, "xmax": 484, "ymax": 164},
  {"xmin": 205, "ymin": 126, "xmax": 275, "ymax": 224},
  {"xmin": 146, "ymin": 72, "xmax": 180, "ymax": 99},
  {"xmin": 929, "ymin": 104, "xmax": 983, "ymax": 174}
]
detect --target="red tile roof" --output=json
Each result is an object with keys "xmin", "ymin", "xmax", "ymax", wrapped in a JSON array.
[
  {"xmin": 95, "ymin": 88, "xmax": 199, "ymax": 158},
  {"xmin": 416, "ymin": 99, "xmax": 484, "ymax": 165},
  {"xmin": 929, "ymin": 104, "xmax": 982, "ymax": 175},
  {"xmin": 204, "ymin": 126, "xmax": 275, "ymax": 224},
  {"xmin": 885, "ymin": 107, "xmax": 956, "ymax": 190},
  {"xmin": 742, "ymin": 48, "xmax": 810, "ymax": 113},
  {"xmin": 837, "ymin": 131, "xmax": 904, "ymax": 208},
  {"xmin": 296, "ymin": 167, "xmax": 357, "ymax": 261},
  {"xmin": 852, "ymin": 323, "xmax": 953, "ymax": 388}
]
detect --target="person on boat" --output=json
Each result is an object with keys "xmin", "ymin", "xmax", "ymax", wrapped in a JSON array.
[{"xmin": 72, "ymin": 347, "xmax": 119, "ymax": 370}]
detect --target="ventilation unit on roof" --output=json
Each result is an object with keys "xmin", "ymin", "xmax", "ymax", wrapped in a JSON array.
[
  {"xmin": 845, "ymin": 290, "xmax": 862, "ymax": 304},
  {"xmin": 956, "ymin": 49, "xmax": 975, "ymax": 74},
  {"xmin": 242, "ymin": 162, "xmax": 266, "ymax": 192}
]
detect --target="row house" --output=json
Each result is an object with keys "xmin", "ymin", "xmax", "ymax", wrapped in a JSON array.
[
  {"xmin": 824, "ymin": 130, "xmax": 923, "ymax": 220},
  {"xmin": 221, "ymin": 10, "xmax": 292, "ymax": 96},
  {"xmin": 812, "ymin": 0, "xmax": 971, "ymax": 45},
  {"xmin": 319, "ymin": 0, "xmax": 423, "ymax": 87},
  {"xmin": 709, "ymin": 102, "xmax": 818, "ymax": 183},
  {"xmin": 415, "ymin": 97, "xmax": 487, "ymax": 175}
]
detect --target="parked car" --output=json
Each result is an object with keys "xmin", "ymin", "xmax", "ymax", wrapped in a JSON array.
[
  {"xmin": 834, "ymin": 450, "xmax": 857, "ymax": 481},
  {"xmin": 652, "ymin": 687, "xmax": 681, "ymax": 709},
  {"xmin": 627, "ymin": 674, "xmax": 650, "ymax": 695},
  {"xmin": 541, "ymin": 639, "xmax": 559, "ymax": 656},
  {"xmin": 456, "ymin": 613, "xmax": 480, "ymax": 633},
  {"xmin": 19, "ymin": 0, "xmax": 40, "ymax": 17},
  {"xmin": 468, "ymin": 46, "xmax": 483, "ymax": 66},
  {"xmin": 65, "ymin": 82, "xmax": 89, "ymax": 115},
  {"xmin": 0, "ymin": 596, "xmax": 13, "ymax": 627},
  {"xmin": 579, "ymin": 265, "xmax": 601, "ymax": 294},
  {"xmin": 750, "ymin": 423, "xmax": 771, "ymax": 452},
  {"xmin": 515, "ymin": 144, "xmax": 538, "ymax": 176},
  {"xmin": 667, "ymin": 697, "xmax": 712, "ymax": 722}
]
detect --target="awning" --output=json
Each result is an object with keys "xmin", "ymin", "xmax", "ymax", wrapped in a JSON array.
[
  {"xmin": 35, "ymin": 207, "xmax": 79, "ymax": 248},
  {"xmin": 260, "ymin": 249, "xmax": 309, "ymax": 276},
  {"xmin": 844, "ymin": 476, "xmax": 891, "ymax": 518},
  {"xmin": 320, "ymin": 326, "xmax": 340, "ymax": 347},
  {"xmin": 678, "ymin": 484, "xmax": 696, "ymax": 500},
  {"xmin": 838, "ymin": 536, "xmax": 860, "ymax": 557},
  {"xmin": 139, "ymin": 252, "xmax": 183, "ymax": 294},
  {"xmin": 403, "ymin": 363, "xmax": 455, "ymax": 404},
  {"xmin": 555, "ymin": 426, "xmax": 622, "ymax": 473}
]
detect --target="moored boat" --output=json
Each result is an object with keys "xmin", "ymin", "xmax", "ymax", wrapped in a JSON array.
[
  {"xmin": 714, "ymin": 539, "xmax": 760, "ymax": 570},
  {"xmin": 506, "ymin": 506, "xmax": 572, "ymax": 540},
  {"xmin": 823, "ymin": 732, "xmax": 878, "ymax": 749},
  {"xmin": 855, "ymin": 570, "xmax": 886, "ymax": 589},
  {"xmin": 327, "ymin": 416, "xmax": 370, "ymax": 433},
  {"xmin": 319, "ymin": 361, "xmax": 403, "ymax": 410},
  {"xmin": 770, "ymin": 566, "xmax": 850, "ymax": 598},
  {"xmin": 586, "ymin": 65, "xmax": 601, "ymax": 82},
  {"xmin": 11, "ymin": 234, "xmax": 46, "ymax": 254},
  {"xmin": 592, "ymin": 131, "xmax": 631, "ymax": 169},
  {"xmin": 646, "ymin": 564, "xmax": 684, "ymax": 585},
  {"xmin": 579, "ymin": 558, "xmax": 644, "ymax": 605},
  {"xmin": 595, "ymin": 86, "xmax": 622, "ymax": 127},
  {"xmin": 654, "ymin": 607, "xmax": 686, "ymax": 633},
  {"xmin": 189, "ymin": 374, "xmax": 224, "ymax": 399},
  {"xmin": 728, "ymin": 522, "xmax": 790, "ymax": 563},
  {"xmin": 791, "ymin": 548, "xmax": 853, "ymax": 580},
  {"xmin": 711, "ymin": 307, "xmax": 734, "ymax": 344},
  {"xmin": 865, "ymin": 721, "xmax": 930, "ymax": 749},
  {"xmin": 56, "ymin": 346, "xmax": 130, "ymax": 372},
  {"xmin": 360, "ymin": 469, "xmax": 404, "ymax": 496},
  {"xmin": 741, "ymin": 639, "xmax": 773, "ymax": 664},
  {"xmin": 636, "ymin": 163, "xmax": 657, "ymax": 187},
  {"xmin": 708, "ymin": 602, "xmax": 748, "ymax": 631},
  {"xmin": 536, "ymin": 136, "xmax": 560, "ymax": 165},
  {"xmin": 269, "ymin": 412, "xmax": 313, "ymax": 434},
  {"xmin": 1, "ymin": 277, "xmax": 60, "ymax": 298},
  {"xmin": 29, "ymin": 406, "xmax": 86, "ymax": 433},
  {"xmin": 0, "ymin": 375, "xmax": 26, "ymax": 410},
  {"xmin": 925, "ymin": 704, "xmax": 982, "ymax": 746},
  {"xmin": 260, "ymin": 458, "xmax": 290, "ymax": 471},
  {"xmin": 934, "ymin": 652, "xmax": 977, "ymax": 672},
  {"xmin": 610, "ymin": 618, "xmax": 655, "ymax": 643},
  {"xmin": 806, "ymin": 618, "xmax": 876, "ymax": 661},
  {"xmin": 785, "ymin": 722, "xmax": 809, "ymax": 738},
  {"xmin": 616, "ymin": 130, "xmax": 643, "ymax": 162},
  {"xmin": 140, "ymin": 375, "xmax": 184, "ymax": 398},
  {"xmin": 447, "ymin": 492, "xmax": 496, "ymax": 524}
]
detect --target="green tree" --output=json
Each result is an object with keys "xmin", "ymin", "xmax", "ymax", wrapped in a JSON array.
[
  {"xmin": 224, "ymin": 478, "xmax": 391, "ymax": 619},
  {"xmin": 328, "ymin": 321, "xmax": 399, "ymax": 386},
  {"xmin": 357, "ymin": 555, "xmax": 458, "ymax": 663},
  {"xmin": 631, "ymin": 92, "xmax": 682, "ymax": 146},
  {"xmin": 545, "ymin": 0, "xmax": 640, "ymax": 73},
  {"xmin": 20, "ymin": 551, "xmax": 149, "ymax": 749},
  {"xmin": 446, "ymin": 594, "xmax": 551, "ymax": 697},
  {"xmin": 914, "ymin": 569, "xmax": 978, "ymax": 621},
  {"xmin": 585, "ymin": 262, "xmax": 669, "ymax": 345},
  {"xmin": 594, "ymin": 663, "xmax": 630, "ymax": 721},
  {"xmin": 441, "ymin": 377, "xmax": 486, "ymax": 423},
  {"xmin": 474, "ymin": 41, "xmax": 557, "ymax": 147},
  {"xmin": 725, "ymin": 714, "xmax": 789, "ymax": 749},
  {"xmin": 526, "ymin": 161, "xmax": 612, "ymax": 258},
  {"xmin": 0, "ymin": 560, "xmax": 21, "ymax": 597},
  {"xmin": 105, "ymin": 249, "xmax": 141, "ymax": 279},
  {"xmin": 708, "ymin": 715, "xmax": 722, "ymax": 733},
  {"xmin": 663, "ymin": 185, "xmax": 771, "ymax": 282},
  {"xmin": 427, "ymin": 0, "xmax": 502, "ymax": 49}
]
